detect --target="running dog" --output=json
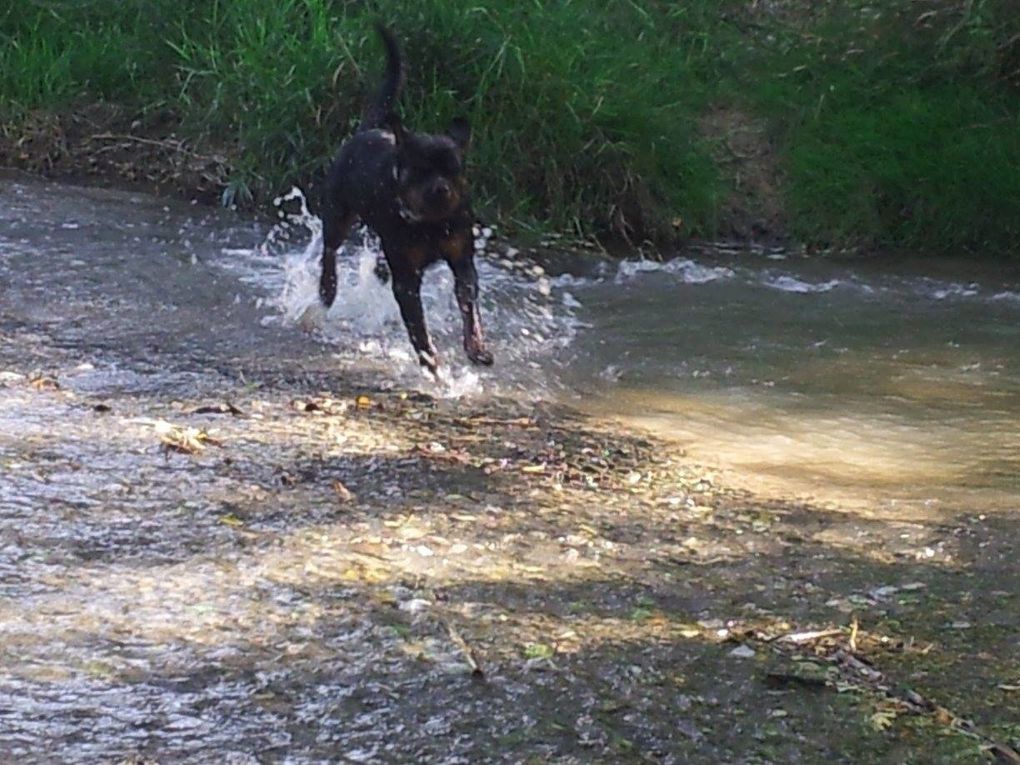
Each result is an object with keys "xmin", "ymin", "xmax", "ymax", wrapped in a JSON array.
[{"xmin": 318, "ymin": 25, "xmax": 492, "ymax": 374}]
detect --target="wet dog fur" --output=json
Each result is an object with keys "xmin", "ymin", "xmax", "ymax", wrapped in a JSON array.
[{"xmin": 318, "ymin": 25, "xmax": 492, "ymax": 374}]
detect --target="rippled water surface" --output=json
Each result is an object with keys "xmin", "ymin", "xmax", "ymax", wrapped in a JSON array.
[
  {"xmin": 558, "ymin": 253, "xmax": 1020, "ymax": 515},
  {"xmin": 231, "ymin": 192, "xmax": 1020, "ymax": 517},
  {"xmin": 2, "ymin": 175, "xmax": 1019, "ymax": 762}
]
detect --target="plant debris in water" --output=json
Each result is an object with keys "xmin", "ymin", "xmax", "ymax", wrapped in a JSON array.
[{"xmin": 3, "ymin": 354, "xmax": 1019, "ymax": 762}]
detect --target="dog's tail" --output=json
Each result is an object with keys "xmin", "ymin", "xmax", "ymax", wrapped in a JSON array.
[{"xmin": 359, "ymin": 24, "xmax": 404, "ymax": 132}]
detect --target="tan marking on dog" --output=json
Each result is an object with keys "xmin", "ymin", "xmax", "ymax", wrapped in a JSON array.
[{"xmin": 439, "ymin": 230, "xmax": 472, "ymax": 263}]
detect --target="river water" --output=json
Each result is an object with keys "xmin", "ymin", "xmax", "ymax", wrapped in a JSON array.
[
  {"xmin": 242, "ymin": 187, "xmax": 1020, "ymax": 520},
  {"xmin": 2, "ymin": 175, "xmax": 1019, "ymax": 762},
  {"xmin": 5, "ymin": 175, "xmax": 1019, "ymax": 517},
  {"xmin": 559, "ymin": 252, "xmax": 1020, "ymax": 518}
]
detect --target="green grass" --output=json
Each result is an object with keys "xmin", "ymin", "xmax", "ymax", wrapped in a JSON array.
[
  {"xmin": 755, "ymin": 1, "xmax": 1020, "ymax": 255},
  {"xmin": 2, "ymin": 0, "xmax": 1019, "ymax": 255}
]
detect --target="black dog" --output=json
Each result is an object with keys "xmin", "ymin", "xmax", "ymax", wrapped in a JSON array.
[{"xmin": 318, "ymin": 25, "xmax": 492, "ymax": 374}]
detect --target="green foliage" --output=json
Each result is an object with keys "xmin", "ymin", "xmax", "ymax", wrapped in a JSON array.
[
  {"xmin": 754, "ymin": 0, "xmax": 1020, "ymax": 254},
  {"xmin": 780, "ymin": 83, "xmax": 1020, "ymax": 254},
  {"xmin": 371, "ymin": 1, "xmax": 721, "ymax": 237},
  {"xmin": 0, "ymin": 0, "xmax": 722, "ymax": 240},
  {"xmin": 1, "ymin": 0, "xmax": 1019, "ymax": 254}
]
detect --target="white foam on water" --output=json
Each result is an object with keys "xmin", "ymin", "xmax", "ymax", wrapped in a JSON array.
[
  {"xmin": 761, "ymin": 275, "xmax": 843, "ymax": 294},
  {"xmin": 928, "ymin": 283, "xmax": 980, "ymax": 300},
  {"xmin": 615, "ymin": 258, "xmax": 735, "ymax": 284},
  {"xmin": 608, "ymin": 252, "xmax": 1020, "ymax": 307},
  {"xmin": 990, "ymin": 290, "xmax": 1020, "ymax": 304}
]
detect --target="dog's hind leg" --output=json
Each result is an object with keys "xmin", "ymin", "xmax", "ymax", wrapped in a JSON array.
[{"xmin": 319, "ymin": 207, "xmax": 355, "ymax": 308}]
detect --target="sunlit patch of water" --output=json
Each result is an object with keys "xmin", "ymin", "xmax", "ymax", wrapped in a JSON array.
[{"xmin": 563, "ymin": 254, "xmax": 1020, "ymax": 516}]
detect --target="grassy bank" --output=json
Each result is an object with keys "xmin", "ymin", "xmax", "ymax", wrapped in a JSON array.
[{"xmin": 2, "ymin": 0, "xmax": 1019, "ymax": 255}]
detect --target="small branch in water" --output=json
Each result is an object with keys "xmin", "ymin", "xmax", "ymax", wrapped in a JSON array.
[
  {"xmin": 776, "ymin": 628, "xmax": 844, "ymax": 644},
  {"xmin": 443, "ymin": 619, "xmax": 484, "ymax": 678},
  {"xmin": 190, "ymin": 401, "xmax": 245, "ymax": 416},
  {"xmin": 991, "ymin": 744, "xmax": 1020, "ymax": 765}
]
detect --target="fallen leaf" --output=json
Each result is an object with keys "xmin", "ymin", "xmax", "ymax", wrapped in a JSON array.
[
  {"xmin": 29, "ymin": 375, "xmax": 60, "ymax": 391},
  {"xmin": 931, "ymin": 706, "xmax": 955, "ymax": 726},
  {"xmin": 333, "ymin": 480, "xmax": 354, "ymax": 502},
  {"xmin": 158, "ymin": 424, "xmax": 222, "ymax": 455},
  {"xmin": 523, "ymin": 643, "xmax": 555, "ymax": 660},
  {"xmin": 869, "ymin": 708, "xmax": 898, "ymax": 731}
]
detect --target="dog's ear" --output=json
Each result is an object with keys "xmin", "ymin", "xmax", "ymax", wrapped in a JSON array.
[
  {"xmin": 447, "ymin": 117, "xmax": 471, "ymax": 151},
  {"xmin": 384, "ymin": 111, "xmax": 407, "ymax": 145}
]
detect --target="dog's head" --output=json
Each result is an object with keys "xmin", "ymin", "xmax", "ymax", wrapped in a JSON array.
[{"xmin": 388, "ymin": 114, "xmax": 471, "ymax": 223}]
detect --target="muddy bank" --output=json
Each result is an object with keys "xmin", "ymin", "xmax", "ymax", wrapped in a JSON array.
[
  {"xmin": 0, "ymin": 106, "xmax": 232, "ymax": 207},
  {"xmin": 1, "ymin": 104, "xmax": 785, "ymax": 249},
  {"xmin": 1, "ymin": 177, "xmax": 1019, "ymax": 763}
]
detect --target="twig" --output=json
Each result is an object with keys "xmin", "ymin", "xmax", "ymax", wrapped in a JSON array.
[
  {"xmin": 190, "ymin": 401, "xmax": 245, "ymax": 416},
  {"xmin": 443, "ymin": 620, "xmax": 484, "ymax": 678},
  {"xmin": 777, "ymin": 628, "xmax": 844, "ymax": 644},
  {"xmin": 990, "ymin": 743, "xmax": 1020, "ymax": 765},
  {"xmin": 86, "ymin": 132, "xmax": 224, "ymax": 162},
  {"xmin": 762, "ymin": 621, "xmax": 1019, "ymax": 758}
]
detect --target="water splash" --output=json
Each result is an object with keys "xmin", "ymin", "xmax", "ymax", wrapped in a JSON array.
[
  {"xmin": 220, "ymin": 188, "xmax": 581, "ymax": 399},
  {"xmin": 760, "ymin": 274, "xmax": 843, "ymax": 294},
  {"xmin": 615, "ymin": 257, "xmax": 735, "ymax": 284}
]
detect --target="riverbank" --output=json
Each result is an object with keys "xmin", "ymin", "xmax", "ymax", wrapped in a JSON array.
[
  {"xmin": 3, "ymin": 169, "xmax": 1020, "ymax": 762},
  {"xmin": 3, "ymin": 1, "xmax": 1019, "ymax": 256}
]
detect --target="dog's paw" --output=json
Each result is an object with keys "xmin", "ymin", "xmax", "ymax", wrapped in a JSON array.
[
  {"xmin": 417, "ymin": 349, "xmax": 440, "ymax": 375},
  {"xmin": 467, "ymin": 347, "xmax": 494, "ymax": 366},
  {"xmin": 319, "ymin": 278, "xmax": 337, "ymax": 308}
]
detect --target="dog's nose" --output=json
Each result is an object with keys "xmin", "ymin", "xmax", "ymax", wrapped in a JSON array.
[{"xmin": 431, "ymin": 179, "xmax": 451, "ymax": 199}]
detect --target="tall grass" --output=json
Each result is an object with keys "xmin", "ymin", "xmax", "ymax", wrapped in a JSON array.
[
  {"xmin": 2, "ymin": 0, "xmax": 1019, "ymax": 255},
  {"xmin": 754, "ymin": 0, "xmax": 1020, "ymax": 254},
  {"xmin": 0, "ymin": 0, "xmax": 723, "ymax": 240},
  {"xmin": 372, "ymin": 1, "xmax": 722, "ymax": 238}
]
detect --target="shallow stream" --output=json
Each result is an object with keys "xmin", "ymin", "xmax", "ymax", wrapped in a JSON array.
[
  {"xmin": 238, "ymin": 186, "xmax": 1020, "ymax": 520},
  {"xmin": 2, "ymin": 175, "xmax": 1019, "ymax": 762}
]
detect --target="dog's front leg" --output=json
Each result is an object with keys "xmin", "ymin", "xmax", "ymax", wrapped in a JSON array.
[
  {"xmin": 449, "ymin": 256, "xmax": 493, "ymax": 366},
  {"xmin": 390, "ymin": 268, "xmax": 440, "ymax": 373},
  {"xmin": 319, "ymin": 207, "xmax": 355, "ymax": 308}
]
